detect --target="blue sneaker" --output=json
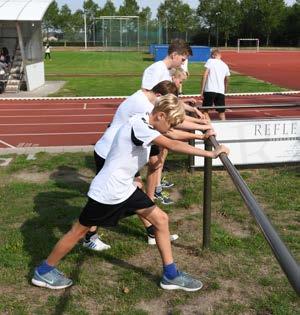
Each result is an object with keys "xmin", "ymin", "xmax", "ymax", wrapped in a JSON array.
[
  {"xmin": 161, "ymin": 177, "xmax": 174, "ymax": 189},
  {"xmin": 32, "ymin": 268, "xmax": 73, "ymax": 290},
  {"xmin": 160, "ymin": 271, "xmax": 203, "ymax": 292}
]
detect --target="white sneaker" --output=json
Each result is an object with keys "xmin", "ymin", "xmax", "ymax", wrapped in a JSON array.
[
  {"xmin": 82, "ymin": 234, "xmax": 111, "ymax": 251},
  {"xmin": 148, "ymin": 234, "xmax": 179, "ymax": 245}
]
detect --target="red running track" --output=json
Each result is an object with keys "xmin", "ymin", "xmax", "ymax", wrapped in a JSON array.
[
  {"xmin": 0, "ymin": 95, "xmax": 299, "ymax": 149},
  {"xmin": 222, "ymin": 51, "xmax": 300, "ymax": 90}
]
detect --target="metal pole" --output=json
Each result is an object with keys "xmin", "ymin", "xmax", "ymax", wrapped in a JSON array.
[
  {"xmin": 203, "ymin": 140, "xmax": 213, "ymax": 249},
  {"xmin": 84, "ymin": 12, "xmax": 87, "ymax": 49},
  {"xmin": 165, "ymin": 19, "xmax": 168, "ymax": 44},
  {"xmin": 120, "ymin": 19, "xmax": 122, "ymax": 47},
  {"xmin": 102, "ymin": 19, "xmax": 104, "ymax": 47},
  {"xmin": 137, "ymin": 17, "xmax": 140, "ymax": 51},
  {"xmin": 209, "ymin": 135, "xmax": 300, "ymax": 295}
]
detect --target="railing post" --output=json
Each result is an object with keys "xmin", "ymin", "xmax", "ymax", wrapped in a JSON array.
[{"xmin": 203, "ymin": 140, "xmax": 212, "ymax": 249}]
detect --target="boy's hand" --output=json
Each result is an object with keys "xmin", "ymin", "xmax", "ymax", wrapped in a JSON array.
[
  {"xmin": 204, "ymin": 129, "xmax": 216, "ymax": 139},
  {"xmin": 212, "ymin": 145, "xmax": 229, "ymax": 158},
  {"xmin": 194, "ymin": 107, "xmax": 206, "ymax": 119}
]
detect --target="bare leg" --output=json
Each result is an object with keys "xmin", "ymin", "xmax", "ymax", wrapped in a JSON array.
[
  {"xmin": 47, "ymin": 221, "xmax": 90, "ymax": 266},
  {"xmin": 219, "ymin": 112, "xmax": 226, "ymax": 120},
  {"xmin": 137, "ymin": 206, "xmax": 173, "ymax": 265},
  {"xmin": 156, "ymin": 148, "xmax": 168, "ymax": 188}
]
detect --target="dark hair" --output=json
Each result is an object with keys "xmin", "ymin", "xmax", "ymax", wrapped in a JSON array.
[
  {"xmin": 2, "ymin": 47, "xmax": 9, "ymax": 56},
  {"xmin": 151, "ymin": 80, "xmax": 179, "ymax": 97},
  {"xmin": 168, "ymin": 38, "xmax": 191, "ymax": 56}
]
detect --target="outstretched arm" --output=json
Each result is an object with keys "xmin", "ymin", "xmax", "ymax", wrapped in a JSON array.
[
  {"xmin": 153, "ymin": 135, "xmax": 229, "ymax": 158},
  {"xmin": 176, "ymin": 120, "xmax": 213, "ymax": 132},
  {"xmin": 165, "ymin": 129, "xmax": 215, "ymax": 141},
  {"xmin": 200, "ymin": 68, "xmax": 209, "ymax": 97}
]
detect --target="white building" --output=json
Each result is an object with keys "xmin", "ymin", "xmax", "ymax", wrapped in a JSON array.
[{"xmin": 0, "ymin": 0, "xmax": 53, "ymax": 92}]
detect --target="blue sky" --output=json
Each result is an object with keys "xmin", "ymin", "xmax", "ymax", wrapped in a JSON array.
[{"xmin": 57, "ymin": 0, "xmax": 296, "ymax": 17}]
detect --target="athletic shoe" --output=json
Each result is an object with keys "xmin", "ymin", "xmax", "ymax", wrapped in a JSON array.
[
  {"xmin": 160, "ymin": 271, "xmax": 203, "ymax": 292},
  {"xmin": 32, "ymin": 268, "xmax": 73, "ymax": 290},
  {"xmin": 154, "ymin": 191, "xmax": 174, "ymax": 205},
  {"xmin": 161, "ymin": 177, "xmax": 174, "ymax": 189},
  {"xmin": 82, "ymin": 234, "xmax": 111, "ymax": 251},
  {"xmin": 147, "ymin": 233, "xmax": 179, "ymax": 245}
]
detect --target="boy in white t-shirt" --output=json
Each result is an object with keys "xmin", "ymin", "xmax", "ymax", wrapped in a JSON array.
[
  {"xmin": 142, "ymin": 39, "xmax": 191, "ymax": 90},
  {"xmin": 85, "ymin": 81, "xmax": 213, "ymax": 249},
  {"xmin": 201, "ymin": 49, "xmax": 230, "ymax": 120},
  {"xmin": 32, "ymin": 94, "xmax": 229, "ymax": 292}
]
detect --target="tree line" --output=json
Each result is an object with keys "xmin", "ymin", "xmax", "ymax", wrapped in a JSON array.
[{"xmin": 44, "ymin": 0, "xmax": 300, "ymax": 46}]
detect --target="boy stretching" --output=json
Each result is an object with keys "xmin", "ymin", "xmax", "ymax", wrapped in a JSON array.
[{"xmin": 32, "ymin": 94, "xmax": 228, "ymax": 291}]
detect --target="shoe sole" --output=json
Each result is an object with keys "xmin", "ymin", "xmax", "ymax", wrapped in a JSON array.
[
  {"xmin": 32, "ymin": 278, "xmax": 73, "ymax": 290},
  {"xmin": 160, "ymin": 281, "xmax": 203, "ymax": 292}
]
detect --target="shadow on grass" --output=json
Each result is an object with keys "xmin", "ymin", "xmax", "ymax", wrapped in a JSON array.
[{"xmin": 21, "ymin": 162, "xmax": 157, "ymax": 314}]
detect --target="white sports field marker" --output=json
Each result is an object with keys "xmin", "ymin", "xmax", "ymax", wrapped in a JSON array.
[
  {"xmin": 0, "ymin": 140, "xmax": 16, "ymax": 148},
  {"xmin": 27, "ymin": 154, "xmax": 36, "ymax": 160},
  {"xmin": 0, "ymin": 158, "xmax": 13, "ymax": 167},
  {"xmin": 83, "ymin": 103, "xmax": 87, "ymax": 109}
]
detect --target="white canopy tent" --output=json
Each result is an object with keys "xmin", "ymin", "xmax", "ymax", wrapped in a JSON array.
[{"xmin": 0, "ymin": 0, "xmax": 53, "ymax": 91}]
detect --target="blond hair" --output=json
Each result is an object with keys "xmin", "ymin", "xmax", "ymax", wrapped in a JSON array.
[
  {"xmin": 211, "ymin": 48, "xmax": 221, "ymax": 58},
  {"xmin": 169, "ymin": 67, "xmax": 187, "ymax": 80},
  {"xmin": 153, "ymin": 94, "xmax": 185, "ymax": 127}
]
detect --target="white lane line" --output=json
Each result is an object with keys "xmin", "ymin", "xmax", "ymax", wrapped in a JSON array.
[
  {"xmin": 0, "ymin": 114, "xmax": 114, "ymax": 118},
  {"xmin": 0, "ymin": 107, "xmax": 116, "ymax": 111},
  {"xmin": 0, "ymin": 132, "xmax": 103, "ymax": 136},
  {"xmin": 0, "ymin": 140, "xmax": 16, "ymax": 148},
  {"xmin": 0, "ymin": 91, "xmax": 299, "ymax": 101},
  {"xmin": 0, "ymin": 122, "xmax": 110, "ymax": 126}
]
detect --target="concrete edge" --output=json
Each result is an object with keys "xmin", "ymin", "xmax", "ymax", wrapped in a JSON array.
[
  {"xmin": 0, "ymin": 91, "xmax": 300, "ymax": 101},
  {"xmin": 0, "ymin": 145, "xmax": 94, "ymax": 155}
]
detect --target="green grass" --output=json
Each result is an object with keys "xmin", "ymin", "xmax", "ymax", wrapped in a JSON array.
[
  {"xmin": 45, "ymin": 51, "xmax": 287, "ymax": 96},
  {"xmin": 0, "ymin": 152, "xmax": 299, "ymax": 314}
]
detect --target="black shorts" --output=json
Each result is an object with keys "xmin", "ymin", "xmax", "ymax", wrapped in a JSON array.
[
  {"xmin": 150, "ymin": 144, "xmax": 160, "ymax": 156},
  {"xmin": 94, "ymin": 151, "xmax": 105, "ymax": 174},
  {"xmin": 94, "ymin": 151, "xmax": 141, "ymax": 177},
  {"xmin": 79, "ymin": 188, "xmax": 155, "ymax": 227},
  {"xmin": 202, "ymin": 92, "xmax": 226, "ymax": 113}
]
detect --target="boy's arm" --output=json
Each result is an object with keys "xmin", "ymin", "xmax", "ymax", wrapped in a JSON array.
[
  {"xmin": 201, "ymin": 68, "xmax": 209, "ymax": 97},
  {"xmin": 153, "ymin": 135, "xmax": 229, "ymax": 158},
  {"xmin": 165, "ymin": 129, "xmax": 215, "ymax": 141},
  {"xmin": 224, "ymin": 76, "xmax": 229, "ymax": 94},
  {"xmin": 185, "ymin": 115, "xmax": 210, "ymax": 125},
  {"xmin": 176, "ymin": 120, "xmax": 213, "ymax": 132}
]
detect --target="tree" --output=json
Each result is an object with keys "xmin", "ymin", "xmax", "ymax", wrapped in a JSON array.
[
  {"xmin": 139, "ymin": 6, "xmax": 152, "ymax": 22},
  {"xmin": 197, "ymin": 0, "xmax": 220, "ymax": 45},
  {"xmin": 100, "ymin": 0, "xmax": 116, "ymax": 16},
  {"xmin": 118, "ymin": 0, "xmax": 139, "ymax": 16},
  {"xmin": 43, "ymin": 0, "xmax": 60, "ymax": 38},
  {"xmin": 217, "ymin": 0, "xmax": 240, "ymax": 47},
  {"xmin": 258, "ymin": 0, "xmax": 286, "ymax": 46},
  {"xmin": 157, "ymin": 0, "xmax": 195, "ymax": 37}
]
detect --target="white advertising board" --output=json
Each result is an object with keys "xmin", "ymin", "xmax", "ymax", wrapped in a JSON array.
[
  {"xmin": 25, "ymin": 62, "xmax": 45, "ymax": 91},
  {"xmin": 193, "ymin": 119, "xmax": 300, "ymax": 167}
]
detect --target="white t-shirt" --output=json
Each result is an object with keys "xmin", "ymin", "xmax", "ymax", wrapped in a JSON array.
[
  {"xmin": 142, "ymin": 61, "xmax": 172, "ymax": 90},
  {"xmin": 45, "ymin": 46, "xmax": 51, "ymax": 53},
  {"xmin": 88, "ymin": 114, "xmax": 160, "ymax": 204},
  {"xmin": 204, "ymin": 58, "xmax": 230, "ymax": 95},
  {"xmin": 181, "ymin": 59, "xmax": 189, "ymax": 74},
  {"xmin": 94, "ymin": 90, "xmax": 154, "ymax": 159}
]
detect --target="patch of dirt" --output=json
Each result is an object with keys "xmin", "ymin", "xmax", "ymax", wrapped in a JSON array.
[{"xmin": 12, "ymin": 171, "xmax": 51, "ymax": 183}]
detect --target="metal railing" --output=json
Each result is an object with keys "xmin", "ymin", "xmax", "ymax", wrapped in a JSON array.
[{"xmin": 202, "ymin": 135, "xmax": 300, "ymax": 296}]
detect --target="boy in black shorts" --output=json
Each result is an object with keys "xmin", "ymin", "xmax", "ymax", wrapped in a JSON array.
[
  {"xmin": 201, "ymin": 49, "xmax": 230, "ymax": 120},
  {"xmin": 32, "ymin": 94, "xmax": 229, "ymax": 291}
]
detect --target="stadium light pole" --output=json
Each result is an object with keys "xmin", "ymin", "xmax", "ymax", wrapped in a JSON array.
[
  {"xmin": 84, "ymin": 11, "xmax": 87, "ymax": 49},
  {"xmin": 216, "ymin": 11, "xmax": 221, "ymax": 47}
]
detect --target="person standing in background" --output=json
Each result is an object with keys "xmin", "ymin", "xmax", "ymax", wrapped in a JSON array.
[{"xmin": 200, "ymin": 49, "xmax": 230, "ymax": 120}]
